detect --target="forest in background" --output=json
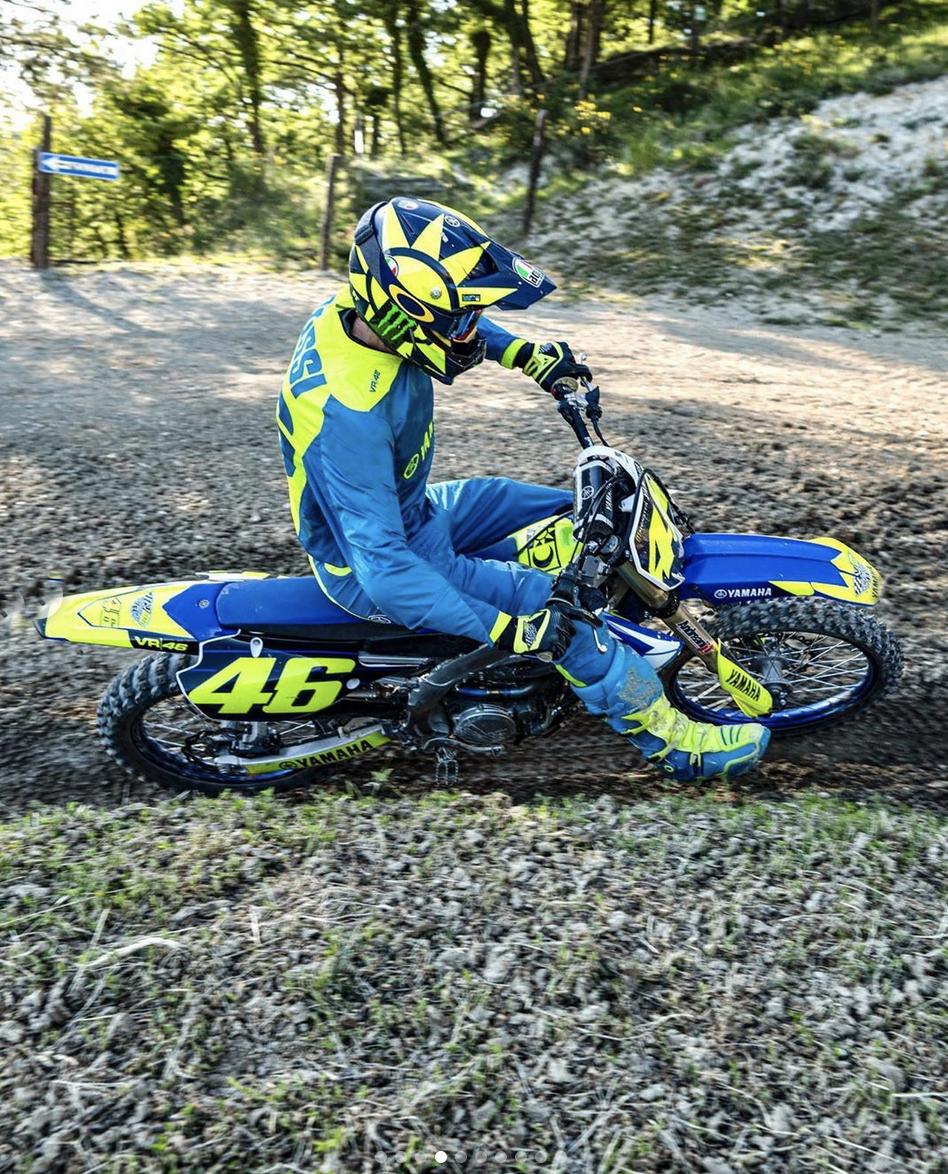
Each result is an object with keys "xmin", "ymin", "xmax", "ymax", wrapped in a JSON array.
[{"xmin": 1, "ymin": 0, "xmax": 945, "ymax": 263}]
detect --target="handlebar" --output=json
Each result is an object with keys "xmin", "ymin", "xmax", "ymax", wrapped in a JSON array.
[{"xmin": 553, "ymin": 373, "xmax": 607, "ymax": 450}]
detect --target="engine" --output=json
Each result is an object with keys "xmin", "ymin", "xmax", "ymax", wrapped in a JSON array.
[
  {"xmin": 447, "ymin": 676, "xmax": 572, "ymax": 751},
  {"xmin": 452, "ymin": 702, "xmax": 518, "ymax": 747}
]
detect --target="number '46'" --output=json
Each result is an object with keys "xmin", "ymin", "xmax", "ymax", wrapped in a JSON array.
[{"xmin": 186, "ymin": 656, "xmax": 355, "ymax": 715}]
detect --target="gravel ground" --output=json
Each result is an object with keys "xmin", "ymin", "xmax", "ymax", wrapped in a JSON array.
[
  {"xmin": 1, "ymin": 260, "xmax": 947, "ymax": 813},
  {"xmin": 2, "ymin": 262, "xmax": 948, "ymax": 1173},
  {"xmin": 1, "ymin": 792, "xmax": 947, "ymax": 1173}
]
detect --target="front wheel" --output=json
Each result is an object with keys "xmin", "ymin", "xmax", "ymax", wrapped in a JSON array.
[
  {"xmin": 97, "ymin": 654, "xmax": 377, "ymax": 796},
  {"xmin": 663, "ymin": 599, "xmax": 903, "ymax": 736}
]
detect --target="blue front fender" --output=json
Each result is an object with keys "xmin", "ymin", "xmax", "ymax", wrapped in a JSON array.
[{"xmin": 682, "ymin": 532, "xmax": 882, "ymax": 607}]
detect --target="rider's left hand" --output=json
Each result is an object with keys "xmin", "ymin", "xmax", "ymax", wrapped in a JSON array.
[{"xmin": 517, "ymin": 341, "xmax": 592, "ymax": 397}]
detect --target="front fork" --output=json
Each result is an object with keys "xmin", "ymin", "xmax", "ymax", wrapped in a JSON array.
[{"xmin": 615, "ymin": 564, "xmax": 773, "ymax": 718}]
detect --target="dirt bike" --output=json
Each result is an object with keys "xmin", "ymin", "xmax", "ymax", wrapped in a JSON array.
[{"xmin": 36, "ymin": 383, "xmax": 902, "ymax": 795}]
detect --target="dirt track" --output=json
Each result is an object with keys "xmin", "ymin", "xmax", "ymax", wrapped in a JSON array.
[{"xmin": 1, "ymin": 261, "xmax": 947, "ymax": 817}]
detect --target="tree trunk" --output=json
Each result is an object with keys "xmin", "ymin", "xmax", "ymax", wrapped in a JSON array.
[
  {"xmin": 113, "ymin": 209, "xmax": 131, "ymax": 259},
  {"xmin": 156, "ymin": 137, "xmax": 187, "ymax": 227},
  {"xmin": 229, "ymin": 0, "xmax": 265, "ymax": 155},
  {"xmin": 592, "ymin": 0, "xmax": 604, "ymax": 62},
  {"xmin": 648, "ymin": 0, "xmax": 657, "ymax": 44},
  {"xmin": 564, "ymin": 1, "xmax": 583, "ymax": 71},
  {"xmin": 522, "ymin": 107, "xmax": 547, "ymax": 238},
  {"xmin": 471, "ymin": 28, "xmax": 491, "ymax": 122},
  {"xmin": 519, "ymin": 0, "xmax": 545, "ymax": 90},
  {"xmin": 500, "ymin": 0, "xmax": 543, "ymax": 93},
  {"xmin": 382, "ymin": 9, "xmax": 407, "ymax": 155},
  {"xmin": 334, "ymin": 68, "xmax": 346, "ymax": 155},
  {"xmin": 404, "ymin": 0, "xmax": 446, "ymax": 144},
  {"xmin": 578, "ymin": 0, "xmax": 604, "ymax": 99}
]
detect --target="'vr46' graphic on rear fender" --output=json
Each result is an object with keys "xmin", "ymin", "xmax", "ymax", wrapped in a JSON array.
[{"xmin": 182, "ymin": 655, "xmax": 356, "ymax": 717}]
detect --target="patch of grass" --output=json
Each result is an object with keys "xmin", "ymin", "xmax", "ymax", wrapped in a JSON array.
[
  {"xmin": 790, "ymin": 200, "xmax": 948, "ymax": 323},
  {"xmin": 784, "ymin": 155, "xmax": 835, "ymax": 189},
  {"xmin": 3, "ymin": 791, "xmax": 947, "ymax": 1171},
  {"xmin": 728, "ymin": 156, "xmax": 763, "ymax": 180}
]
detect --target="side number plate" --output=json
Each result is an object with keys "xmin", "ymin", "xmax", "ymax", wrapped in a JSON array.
[{"xmin": 180, "ymin": 649, "xmax": 356, "ymax": 718}]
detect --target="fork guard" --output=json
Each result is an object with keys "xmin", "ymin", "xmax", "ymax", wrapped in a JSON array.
[{"xmin": 682, "ymin": 533, "xmax": 882, "ymax": 608}]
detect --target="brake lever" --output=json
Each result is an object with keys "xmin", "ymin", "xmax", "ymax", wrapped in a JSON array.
[
  {"xmin": 554, "ymin": 599, "xmax": 609, "ymax": 654},
  {"xmin": 554, "ymin": 599, "xmax": 601, "ymax": 629},
  {"xmin": 552, "ymin": 362, "xmax": 607, "ymax": 448},
  {"xmin": 547, "ymin": 566, "xmax": 609, "ymax": 652}
]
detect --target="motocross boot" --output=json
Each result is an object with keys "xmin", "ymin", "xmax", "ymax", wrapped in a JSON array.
[
  {"xmin": 561, "ymin": 626, "xmax": 770, "ymax": 784},
  {"xmin": 619, "ymin": 693, "xmax": 770, "ymax": 783}
]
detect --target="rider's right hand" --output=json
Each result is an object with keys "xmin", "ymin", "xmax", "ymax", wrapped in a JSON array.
[
  {"xmin": 491, "ymin": 606, "xmax": 574, "ymax": 661},
  {"xmin": 517, "ymin": 341, "xmax": 592, "ymax": 396}
]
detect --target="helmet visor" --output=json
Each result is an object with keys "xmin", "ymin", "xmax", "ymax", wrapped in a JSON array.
[{"xmin": 430, "ymin": 306, "xmax": 483, "ymax": 346}]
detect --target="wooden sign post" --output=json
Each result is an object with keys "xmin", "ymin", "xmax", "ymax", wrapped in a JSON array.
[{"xmin": 30, "ymin": 115, "xmax": 52, "ymax": 270}]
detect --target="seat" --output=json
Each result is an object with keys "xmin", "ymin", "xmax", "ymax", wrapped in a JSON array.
[
  {"xmin": 216, "ymin": 577, "xmax": 354, "ymax": 626},
  {"xmin": 214, "ymin": 576, "xmax": 416, "ymax": 640}
]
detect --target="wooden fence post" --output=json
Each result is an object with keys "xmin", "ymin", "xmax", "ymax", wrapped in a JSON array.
[
  {"xmin": 521, "ymin": 108, "xmax": 548, "ymax": 240},
  {"xmin": 319, "ymin": 153, "xmax": 342, "ymax": 271},
  {"xmin": 30, "ymin": 114, "xmax": 52, "ymax": 270}
]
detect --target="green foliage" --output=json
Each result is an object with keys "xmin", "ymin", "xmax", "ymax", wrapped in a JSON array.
[
  {"xmin": 601, "ymin": 5, "xmax": 948, "ymax": 176},
  {"xmin": 0, "ymin": 122, "xmax": 33, "ymax": 257},
  {"xmin": 2, "ymin": 0, "xmax": 948, "ymax": 262}
]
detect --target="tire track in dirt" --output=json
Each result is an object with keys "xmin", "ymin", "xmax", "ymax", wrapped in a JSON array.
[{"xmin": 1, "ymin": 262, "xmax": 946, "ymax": 817}]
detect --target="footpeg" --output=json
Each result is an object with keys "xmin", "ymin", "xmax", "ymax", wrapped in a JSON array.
[{"xmin": 435, "ymin": 745, "xmax": 459, "ymax": 787}]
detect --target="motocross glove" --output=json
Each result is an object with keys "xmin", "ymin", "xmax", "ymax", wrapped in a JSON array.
[
  {"xmin": 509, "ymin": 341, "xmax": 593, "ymax": 397},
  {"xmin": 490, "ymin": 606, "xmax": 574, "ymax": 662}
]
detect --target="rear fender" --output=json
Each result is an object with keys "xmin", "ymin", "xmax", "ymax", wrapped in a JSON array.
[
  {"xmin": 683, "ymin": 533, "xmax": 882, "ymax": 607},
  {"xmin": 35, "ymin": 576, "xmax": 247, "ymax": 652}
]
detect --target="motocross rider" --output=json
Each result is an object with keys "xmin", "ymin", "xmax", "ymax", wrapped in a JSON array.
[{"xmin": 277, "ymin": 198, "xmax": 770, "ymax": 782}]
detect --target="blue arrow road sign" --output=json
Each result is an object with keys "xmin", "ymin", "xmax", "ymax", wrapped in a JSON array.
[{"xmin": 38, "ymin": 152, "xmax": 120, "ymax": 182}]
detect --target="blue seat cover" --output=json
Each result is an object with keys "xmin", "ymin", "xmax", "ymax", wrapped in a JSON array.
[{"xmin": 216, "ymin": 577, "xmax": 359, "ymax": 629}]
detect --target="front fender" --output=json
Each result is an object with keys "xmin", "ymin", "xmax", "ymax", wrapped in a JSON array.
[{"xmin": 682, "ymin": 533, "xmax": 882, "ymax": 607}]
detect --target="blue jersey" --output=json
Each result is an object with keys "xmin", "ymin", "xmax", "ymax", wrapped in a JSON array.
[{"xmin": 277, "ymin": 288, "xmax": 526, "ymax": 641}]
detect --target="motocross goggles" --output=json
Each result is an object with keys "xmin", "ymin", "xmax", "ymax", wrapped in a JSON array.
[{"xmin": 432, "ymin": 306, "xmax": 483, "ymax": 345}]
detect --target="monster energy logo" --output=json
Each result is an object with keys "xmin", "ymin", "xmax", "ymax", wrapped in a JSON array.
[{"xmin": 376, "ymin": 303, "xmax": 414, "ymax": 346}]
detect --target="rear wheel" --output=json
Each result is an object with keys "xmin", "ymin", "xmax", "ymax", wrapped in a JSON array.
[
  {"xmin": 663, "ymin": 599, "xmax": 903, "ymax": 736},
  {"xmin": 97, "ymin": 654, "xmax": 382, "ymax": 795}
]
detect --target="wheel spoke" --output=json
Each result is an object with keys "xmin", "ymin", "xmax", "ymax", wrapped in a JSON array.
[{"xmin": 673, "ymin": 617, "xmax": 876, "ymax": 724}]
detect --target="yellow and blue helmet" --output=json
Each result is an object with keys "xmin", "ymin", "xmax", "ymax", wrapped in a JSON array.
[{"xmin": 348, "ymin": 197, "xmax": 556, "ymax": 384}]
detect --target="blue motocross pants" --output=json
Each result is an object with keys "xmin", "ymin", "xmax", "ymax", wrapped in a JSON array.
[{"xmin": 314, "ymin": 476, "xmax": 664, "ymax": 725}]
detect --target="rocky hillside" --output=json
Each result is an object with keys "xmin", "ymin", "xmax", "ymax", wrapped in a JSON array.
[{"xmin": 527, "ymin": 76, "xmax": 948, "ymax": 328}]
